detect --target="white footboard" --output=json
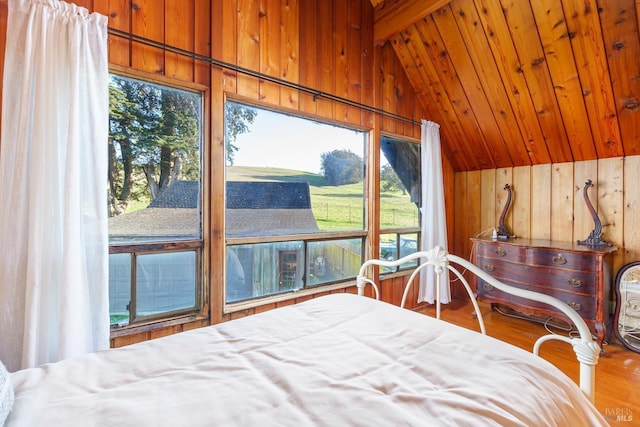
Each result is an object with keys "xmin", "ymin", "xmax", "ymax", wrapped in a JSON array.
[{"xmin": 355, "ymin": 246, "xmax": 600, "ymax": 403}]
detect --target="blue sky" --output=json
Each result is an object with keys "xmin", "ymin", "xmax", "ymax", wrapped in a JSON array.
[{"xmin": 232, "ymin": 107, "xmax": 367, "ymax": 174}]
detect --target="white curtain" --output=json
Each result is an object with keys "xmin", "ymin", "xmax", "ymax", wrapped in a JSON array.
[
  {"xmin": 0, "ymin": 0, "xmax": 109, "ymax": 371},
  {"xmin": 419, "ymin": 120, "xmax": 451, "ymax": 304}
]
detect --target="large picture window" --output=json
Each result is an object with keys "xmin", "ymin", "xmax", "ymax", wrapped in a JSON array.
[
  {"xmin": 225, "ymin": 102, "xmax": 366, "ymax": 303},
  {"xmin": 108, "ymin": 74, "xmax": 203, "ymax": 326}
]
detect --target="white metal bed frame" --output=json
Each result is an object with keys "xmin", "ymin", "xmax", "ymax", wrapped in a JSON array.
[{"xmin": 355, "ymin": 246, "xmax": 601, "ymax": 403}]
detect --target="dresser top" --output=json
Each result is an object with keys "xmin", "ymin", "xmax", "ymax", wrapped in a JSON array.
[{"xmin": 471, "ymin": 237, "xmax": 618, "ymax": 255}]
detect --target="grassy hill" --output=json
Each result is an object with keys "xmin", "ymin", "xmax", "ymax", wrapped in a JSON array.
[{"xmin": 228, "ymin": 166, "xmax": 418, "ymax": 230}]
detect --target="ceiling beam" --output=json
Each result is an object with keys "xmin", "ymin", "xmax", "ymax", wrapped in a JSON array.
[{"xmin": 373, "ymin": 0, "xmax": 453, "ymax": 45}]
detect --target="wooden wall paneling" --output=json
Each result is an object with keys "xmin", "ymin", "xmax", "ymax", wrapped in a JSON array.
[
  {"xmin": 466, "ymin": 170, "xmax": 482, "ymax": 239},
  {"xmin": 423, "ymin": 97, "xmax": 466, "ymax": 172},
  {"xmin": 495, "ymin": 167, "xmax": 513, "ymax": 236},
  {"xmin": 623, "ymin": 156, "xmax": 640, "ymax": 263},
  {"xmin": 530, "ymin": 0, "xmax": 597, "ymax": 162},
  {"xmin": 398, "ymin": 26, "xmax": 480, "ymax": 170},
  {"xmin": 480, "ymin": 169, "xmax": 496, "ymax": 233},
  {"xmin": 92, "ymin": 0, "xmax": 108, "ymax": 16},
  {"xmin": 347, "ymin": 0, "xmax": 363, "ymax": 125},
  {"xmin": 213, "ymin": 0, "xmax": 237, "ymax": 92},
  {"xmin": 414, "ymin": 17, "xmax": 497, "ymax": 169},
  {"xmin": 111, "ymin": 332, "xmax": 148, "ymax": 348},
  {"xmin": 432, "ymin": 6, "xmax": 519, "ymax": 168},
  {"xmin": 573, "ymin": 159, "xmax": 598, "ymax": 244},
  {"xmin": 392, "ymin": 49, "xmax": 408, "ymax": 135},
  {"xmin": 280, "ymin": 0, "xmax": 299, "ymax": 110},
  {"xmin": 209, "ymin": 0, "xmax": 228, "ymax": 322},
  {"xmin": 361, "ymin": 0, "xmax": 375, "ymax": 128},
  {"xmin": 73, "ymin": 0, "xmax": 92, "ymax": 11},
  {"xmin": 599, "ymin": 0, "xmax": 640, "ymax": 156},
  {"xmin": 108, "ymin": 0, "xmax": 131, "ymax": 67},
  {"xmin": 562, "ymin": 0, "xmax": 623, "ymax": 159},
  {"xmin": 236, "ymin": 0, "xmax": 260, "ymax": 99},
  {"xmin": 530, "ymin": 164, "xmax": 552, "ymax": 239},
  {"xmin": 443, "ymin": 155, "xmax": 455, "ymax": 247},
  {"xmin": 194, "ymin": 0, "xmax": 210, "ymax": 86},
  {"xmin": 444, "ymin": 2, "xmax": 530, "ymax": 167},
  {"xmin": 298, "ymin": 0, "xmax": 317, "ymax": 115},
  {"xmin": 597, "ymin": 157, "xmax": 624, "ymax": 270},
  {"xmin": 465, "ymin": 170, "xmax": 482, "ymax": 295},
  {"xmin": 453, "ymin": 172, "xmax": 468, "ymax": 256},
  {"xmin": 387, "ymin": 36, "xmax": 417, "ymax": 135},
  {"xmin": 259, "ymin": 0, "xmax": 281, "ymax": 104},
  {"xmin": 470, "ymin": 0, "xmax": 551, "ymax": 165},
  {"xmin": 149, "ymin": 324, "xmax": 181, "ymax": 340},
  {"xmin": 380, "ymin": 43, "xmax": 397, "ymax": 133},
  {"xmin": 165, "ymin": 0, "xmax": 194, "ymax": 82},
  {"xmin": 315, "ymin": 0, "xmax": 334, "ymax": 118},
  {"xmin": 549, "ymin": 162, "xmax": 574, "ymax": 242},
  {"xmin": 333, "ymin": 0, "xmax": 349, "ymax": 122},
  {"xmin": 498, "ymin": 0, "xmax": 572, "ymax": 164},
  {"xmin": 511, "ymin": 165, "xmax": 531, "ymax": 239},
  {"xmin": 131, "ymin": 0, "xmax": 164, "ymax": 74},
  {"xmin": 452, "ymin": 172, "xmax": 470, "ymax": 298}
]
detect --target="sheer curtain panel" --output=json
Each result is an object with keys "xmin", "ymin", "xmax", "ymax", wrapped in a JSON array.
[
  {"xmin": 0, "ymin": 0, "xmax": 109, "ymax": 371},
  {"xmin": 419, "ymin": 120, "xmax": 451, "ymax": 304}
]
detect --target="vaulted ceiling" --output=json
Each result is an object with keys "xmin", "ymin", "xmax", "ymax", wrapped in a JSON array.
[{"xmin": 371, "ymin": 0, "xmax": 640, "ymax": 172}]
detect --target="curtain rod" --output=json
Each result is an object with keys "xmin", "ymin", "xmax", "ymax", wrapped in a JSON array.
[{"xmin": 107, "ymin": 27, "xmax": 421, "ymax": 127}]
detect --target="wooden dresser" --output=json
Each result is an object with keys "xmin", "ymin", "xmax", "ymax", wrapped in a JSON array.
[{"xmin": 471, "ymin": 237, "xmax": 617, "ymax": 348}]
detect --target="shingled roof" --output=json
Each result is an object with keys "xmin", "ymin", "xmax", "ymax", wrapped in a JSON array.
[{"xmin": 109, "ymin": 180, "xmax": 319, "ymax": 241}]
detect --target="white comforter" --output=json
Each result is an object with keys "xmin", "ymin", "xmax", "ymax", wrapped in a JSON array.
[{"xmin": 7, "ymin": 294, "xmax": 607, "ymax": 426}]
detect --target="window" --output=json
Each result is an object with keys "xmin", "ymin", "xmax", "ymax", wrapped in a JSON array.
[
  {"xmin": 224, "ymin": 101, "xmax": 366, "ymax": 303},
  {"xmin": 108, "ymin": 74, "xmax": 203, "ymax": 326},
  {"xmin": 379, "ymin": 136, "xmax": 421, "ymax": 271}
]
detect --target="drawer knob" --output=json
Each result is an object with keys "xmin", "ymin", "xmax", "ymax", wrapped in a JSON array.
[
  {"xmin": 567, "ymin": 279, "xmax": 583, "ymax": 288},
  {"xmin": 552, "ymin": 254, "xmax": 567, "ymax": 265},
  {"xmin": 483, "ymin": 264, "xmax": 494, "ymax": 272},
  {"xmin": 482, "ymin": 283, "xmax": 494, "ymax": 291},
  {"xmin": 568, "ymin": 302, "xmax": 582, "ymax": 312},
  {"xmin": 495, "ymin": 248, "xmax": 506, "ymax": 257}
]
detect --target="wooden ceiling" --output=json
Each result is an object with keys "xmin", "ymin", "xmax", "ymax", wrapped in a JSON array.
[{"xmin": 371, "ymin": 0, "xmax": 640, "ymax": 172}]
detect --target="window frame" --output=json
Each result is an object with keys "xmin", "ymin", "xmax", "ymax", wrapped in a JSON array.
[
  {"xmin": 222, "ymin": 100, "xmax": 369, "ymax": 308},
  {"xmin": 378, "ymin": 135, "xmax": 422, "ymax": 274},
  {"xmin": 108, "ymin": 67, "xmax": 209, "ymax": 331}
]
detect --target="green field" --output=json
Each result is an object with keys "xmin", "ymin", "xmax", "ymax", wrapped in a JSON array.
[{"xmin": 228, "ymin": 166, "xmax": 418, "ymax": 230}]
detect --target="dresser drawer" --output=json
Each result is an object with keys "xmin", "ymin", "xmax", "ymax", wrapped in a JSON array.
[
  {"xmin": 526, "ymin": 248, "xmax": 596, "ymax": 272},
  {"xmin": 479, "ymin": 283, "xmax": 596, "ymax": 320},
  {"xmin": 475, "ymin": 242, "xmax": 525, "ymax": 263},
  {"xmin": 524, "ymin": 266, "xmax": 596, "ymax": 296}
]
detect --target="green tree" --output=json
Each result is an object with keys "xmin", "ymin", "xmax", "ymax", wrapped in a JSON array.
[
  {"xmin": 108, "ymin": 76, "xmax": 200, "ymax": 216},
  {"xmin": 380, "ymin": 164, "xmax": 405, "ymax": 194},
  {"xmin": 320, "ymin": 149, "xmax": 363, "ymax": 186},
  {"xmin": 225, "ymin": 102, "xmax": 257, "ymax": 165}
]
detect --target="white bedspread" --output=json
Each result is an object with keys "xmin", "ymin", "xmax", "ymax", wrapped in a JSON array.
[{"xmin": 7, "ymin": 294, "xmax": 607, "ymax": 426}]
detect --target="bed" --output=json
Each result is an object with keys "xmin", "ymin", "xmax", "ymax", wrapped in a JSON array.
[{"xmin": 3, "ymin": 247, "xmax": 607, "ymax": 426}]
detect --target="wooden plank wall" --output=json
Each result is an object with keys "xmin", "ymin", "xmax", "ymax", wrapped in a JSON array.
[
  {"xmin": 0, "ymin": 0, "xmax": 444, "ymax": 345},
  {"xmin": 452, "ymin": 156, "xmax": 640, "ymax": 292}
]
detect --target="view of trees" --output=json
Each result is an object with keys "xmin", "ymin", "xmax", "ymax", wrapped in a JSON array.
[
  {"xmin": 108, "ymin": 75, "xmax": 201, "ymax": 217},
  {"xmin": 108, "ymin": 77, "xmax": 257, "ymax": 217},
  {"xmin": 225, "ymin": 103, "xmax": 257, "ymax": 166},
  {"xmin": 380, "ymin": 164, "xmax": 405, "ymax": 194},
  {"xmin": 320, "ymin": 149, "xmax": 363, "ymax": 186}
]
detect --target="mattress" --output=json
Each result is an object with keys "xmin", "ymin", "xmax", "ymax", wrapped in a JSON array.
[{"xmin": 6, "ymin": 293, "xmax": 607, "ymax": 426}]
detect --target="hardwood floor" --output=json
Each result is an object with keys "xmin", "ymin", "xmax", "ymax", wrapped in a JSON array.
[{"xmin": 416, "ymin": 300, "xmax": 640, "ymax": 426}]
